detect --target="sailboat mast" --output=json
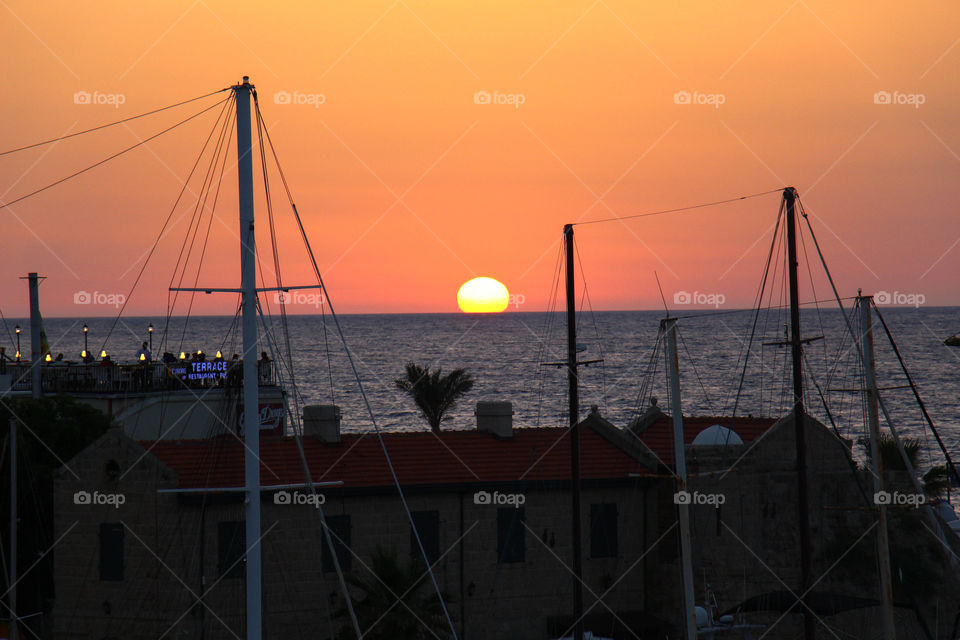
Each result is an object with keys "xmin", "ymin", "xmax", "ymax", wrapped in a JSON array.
[
  {"xmin": 858, "ymin": 294, "xmax": 897, "ymax": 639},
  {"xmin": 8, "ymin": 418, "xmax": 16, "ymax": 640},
  {"xmin": 564, "ymin": 223, "xmax": 584, "ymax": 640},
  {"xmin": 234, "ymin": 76, "xmax": 262, "ymax": 640},
  {"xmin": 27, "ymin": 273, "xmax": 41, "ymax": 399},
  {"xmin": 784, "ymin": 187, "xmax": 814, "ymax": 640},
  {"xmin": 663, "ymin": 317, "xmax": 697, "ymax": 640}
]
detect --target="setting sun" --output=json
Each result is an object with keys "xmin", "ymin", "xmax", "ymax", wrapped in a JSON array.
[{"xmin": 457, "ymin": 277, "xmax": 509, "ymax": 313}]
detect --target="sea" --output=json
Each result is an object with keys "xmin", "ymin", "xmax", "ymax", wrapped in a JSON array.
[{"xmin": 14, "ymin": 307, "xmax": 960, "ymax": 465}]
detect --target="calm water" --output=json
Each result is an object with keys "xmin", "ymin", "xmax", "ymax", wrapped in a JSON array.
[{"xmin": 14, "ymin": 308, "xmax": 960, "ymax": 459}]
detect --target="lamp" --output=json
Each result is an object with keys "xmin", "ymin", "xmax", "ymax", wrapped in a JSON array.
[
  {"xmin": 83, "ymin": 323, "xmax": 89, "ymax": 356},
  {"xmin": 147, "ymin": 323, "xmax": 154, "ymax": 358},
  {"xmin": 14, "ymin": 325, "xmax": 20, "ymax": 362}
]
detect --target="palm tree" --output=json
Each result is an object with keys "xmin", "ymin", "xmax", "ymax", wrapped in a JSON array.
[
  {"xmin": 334, "ymin": 546, "xmax": 452, "ymax": 640},
  {"xmin": 395, "ymin": 363, "xmax": 474, "ymax": 432}
]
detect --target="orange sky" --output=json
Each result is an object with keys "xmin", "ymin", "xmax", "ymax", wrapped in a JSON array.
[{"xmin": 1, "ymin": 1, "xmax": 958, "ymax": 316}]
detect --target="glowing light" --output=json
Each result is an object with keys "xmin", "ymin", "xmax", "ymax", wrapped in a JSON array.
[
  {"xmin": 81, "ymin": 350, "xmax": 87, "ymax": 358},
  {"xmin": 216, "ymin": 350, "xmax": 222, "ymax": 359},
  {"xmin": 139, "ymin": 353, "xmax": 146, "ymax": 361},
  {"xmin": 100, "ymin": 350, "xmax": 107, "ymax": 358},
  {"xmin": 179, "ymin": 352, "xmax": 186, "ymax": 360},
  {"xmin": 45, "ymin": 353, "xmax": 52, "ymax": 362},
  {"xmin": 457, "ymin": 277, "xmax": 509, "ymax": 313}
]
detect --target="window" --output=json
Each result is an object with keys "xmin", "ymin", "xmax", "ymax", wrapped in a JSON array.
[
  {"xmin": 322, "ymin": 515, "xmax": 351, "ymax": 572},
  {"xmin": 590, "ymin": 503, "xmax": 618, "ymax": 558},
  {"xmin": 99, "ymin": 523, "xmax": 124, "ymax": 581},
  {"xmin": 496, "ymin": 507, "xmax": 525, "ymax": 563},
  {"xmin": 410, "ymin": 510, "xmax": 440, "ymax": 564},
  {"xmin": 218, "ymin": 521, "xmax": 245, "ymax": 579}
]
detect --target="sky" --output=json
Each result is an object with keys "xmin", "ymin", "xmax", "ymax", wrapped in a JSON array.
[{"xmin": 1, "ymin": 1, "xmax": 958, "ymax": 317}]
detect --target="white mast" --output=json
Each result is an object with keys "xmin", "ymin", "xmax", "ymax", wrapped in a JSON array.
[
  {"xmin": 234, "ymin": 75, "xmax": 262, "ymax": 640},
  {"xmin": 858, "ymin": 294, "xmax": 897, "ymax": 639},
  {"xmin": 663, "ymin": 317, "xmax": 697, "ymax": 640}
]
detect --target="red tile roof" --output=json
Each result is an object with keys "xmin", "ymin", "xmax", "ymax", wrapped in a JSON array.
[
  {"xmin": 631, "ymin": 415, "xmax": 776, "ymax": 466},
  {"xmin": 142, "ymin": 423, "xmax": 654, "ymax": 490}
]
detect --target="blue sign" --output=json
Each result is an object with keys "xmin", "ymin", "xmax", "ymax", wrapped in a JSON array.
[{"xmin": 176, "ymin": 360, "xmax": 229, "ymax": 381}]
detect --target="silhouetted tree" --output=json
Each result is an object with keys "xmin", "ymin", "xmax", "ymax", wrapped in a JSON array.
[
  {"xmin": 334, "ymin": 546, "xmax": 452, "ymax": 639},
  {"xmin": 394, "ymin": 363, "xmax": 474, "ymax": 432}
]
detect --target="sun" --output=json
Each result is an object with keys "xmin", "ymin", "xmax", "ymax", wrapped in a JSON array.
[{"xmin": 457, "ymin": 277, "xmax": 509, "ymax": 313}]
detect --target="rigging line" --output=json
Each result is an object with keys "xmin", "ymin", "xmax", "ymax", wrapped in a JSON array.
[
  {"xmin": 729, "ymin": 195, "xmax": 785, "ymax": 426},
  {"xmin": 672, "ymin": 296, "xmax": 858, "ymax": 320},
  {"xmin": 676, "ymin": 323, "xmax": 715, "ymax": 413},
  {"xmin": 0, "ymin": 305, "xmax": 13, "ymax": 349},
  {"xmin": 255, "ymin": 101, "xmax": 298, "ymax": 406},
  {"xmin": 162, "ymin": 94, "xmax": 236, "ymax": 340},
  {"xmin": 574, "ymin": 188, "xmax": 783, "ymax": 226},
  {"xmin": 872, "ymin": 301, "xmax": 960, "ymax": 485},
  {"xmin": 168, "ymin": 97, "xmax": 234, "ymax": 340},
  {"xmin": 536, "ymin": 238, "xmax": 565, "ymax": 426},
  {"xmin": 0, "ymin": 88, "xmax": 230, "ymax": 157},
  {"xmin": 172, "ymin": 96, "xmax": 236, "ymax": 352},
  {"xmin": 255, "ymin": 107, "xmax": 336, "ymax": 403},
  {"xmin": 1, "ymin": 96, "xmax": 230, "ymax": 211},
  {"xmin": 574, "ymin": 238, "xmax": 606, "ymax": 403},
  {"xmin": 98, "ymin": 94, "xmax": 234, "ymax": 352},
  {"xmin": 798, "ymin": 219, "xmax": 828, "ymax": 376},
  {"xmin": 287, "ymin": 196, "xmax": 460, "ymax": 640},
  {"xmin": 256, "ymin": 106, "xmax": 456, "ymax": 638},
  {"xmin": 180, "ymin": 110, "xmax": 235, "ymax": 346}
]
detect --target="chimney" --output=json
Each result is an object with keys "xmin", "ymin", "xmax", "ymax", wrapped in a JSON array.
[
  {"xmin": 476, "ymin": 401, "xmax": 513, "ymax": 438},
  {"xmin": 303, "ymin": 404, "xmax": 341, "ymax": 444}
]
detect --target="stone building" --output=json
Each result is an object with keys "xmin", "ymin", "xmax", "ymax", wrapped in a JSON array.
[
  {"xmin": 53, "ymin": 409, "xmax": 686, "ymax": 639},
  {"xmin": 56, "ymin": 400, "xmax": 958, "ymax": 639}
]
